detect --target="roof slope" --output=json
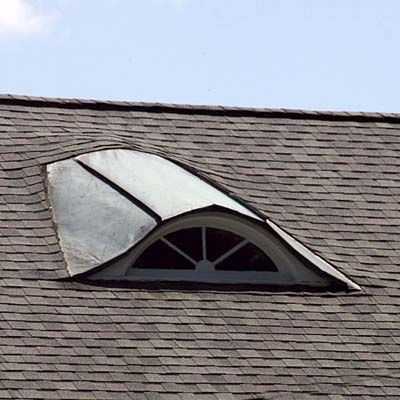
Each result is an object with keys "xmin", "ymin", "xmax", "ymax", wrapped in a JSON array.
[{"xmin": 0, "ymin": 94, "xmax": 399, "ymax": 399}]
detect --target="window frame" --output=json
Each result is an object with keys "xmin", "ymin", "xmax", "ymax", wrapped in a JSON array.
[{"xmin": 90, "ymin": 211, "xmax": 330, "ymax": 286}]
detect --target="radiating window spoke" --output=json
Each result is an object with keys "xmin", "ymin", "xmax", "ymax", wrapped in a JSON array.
[
  {"xmin": 216, "ymin": 242, "xmax": 278, "ymax": 272},
  {"xmin": 133, "ymin": 225, "xmax": 278, "ymax": 274},
  {"xmin": 202, "ymin": 227, "xmax": 207, "ymax": 261},
  {"xmin": 161, "ymin": 237, "xmax": 197, "ymax": 265},
  {"xmin": 135, "ymin": 239, "xmax": 195, "ymax": 270},
  {"xmin": 206, "ymin": 227, "xmax": 243, "ymax": 262},
  {"xmin": 165, "ymin": 228, "xmax": 202, "ymax": 261}
]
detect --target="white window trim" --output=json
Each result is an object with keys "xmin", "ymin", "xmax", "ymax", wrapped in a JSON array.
[
  {"xmin": 90, "ymin": 211, "xmax": 330, "ymax": 286},
  {"xmin": 266, "ymin": 219, "xmax": 362, "ymax": 291}
]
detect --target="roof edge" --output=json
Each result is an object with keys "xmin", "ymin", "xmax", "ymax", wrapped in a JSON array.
[
  {"xmin": 266, "ymin": 219, "xmax": 362, "ymax": 291},
  {"xmin": 1, "ymin": 93, "xmax": 400, "ymax": 123}
]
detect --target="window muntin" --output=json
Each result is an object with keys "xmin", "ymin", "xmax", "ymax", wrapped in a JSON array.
[
  {"xmin": 133, "ymin": 226, "xmax": 278, "ymax": 273},
  {"xmin": 134, "ymin": 239, "xmax": 196, "ymax": 270},
  {"xmin": 91, "ymin": 212, "xmax": 330, "ymax": 286},
  {"xmin": 206, "ymin": 227, "xmax": 243, "ymax": 262},
  {"xmin": 215, "ymin": 242, "xmax": 278, "ymax": 272},
  {"xmin": 165, "ymin": 228, "xmax": 203, "ymax": 262}
]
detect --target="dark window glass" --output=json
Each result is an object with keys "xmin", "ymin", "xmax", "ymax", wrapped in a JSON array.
[
  {"xmin": 165, "ymin": 228, "xmax": 202, "ymax": 261},
  {"xmin": 216, "ymin": 242, "xmax": 278, "ymax": 271},
  {"xmin": 135, "ymin": 240, "xmax": 195, "ymax": 269},
  {"xmin": 206, "ymin": 227, "xmax": 243, "ymax": 262}
]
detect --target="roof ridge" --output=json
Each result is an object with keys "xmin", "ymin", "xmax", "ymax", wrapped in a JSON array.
[{"xmin": 1, "ymin": 93, "xmax": 400, "ymax": 123}]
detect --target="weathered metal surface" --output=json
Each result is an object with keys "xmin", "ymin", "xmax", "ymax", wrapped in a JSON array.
[
  {"xmin": 47, "ymin": 158, "xmax": 156, "ymax": 275},
  {"xmin": 77, "ymin": 149, "xmax": 261, "ymax": 221}
]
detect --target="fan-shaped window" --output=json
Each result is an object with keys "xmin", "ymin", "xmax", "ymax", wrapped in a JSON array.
[
  {"xmin": 91, "ymin": 212, "xmax": 331, "ymax": 286},
  {"xmin": 134, "ymin": 226, "xmax": 277, "ymax": 272}
]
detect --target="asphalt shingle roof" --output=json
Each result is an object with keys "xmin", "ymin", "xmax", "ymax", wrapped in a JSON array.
[{"xmin": 0, "ymin": 94, "xmax": 399, "ymax": 399}]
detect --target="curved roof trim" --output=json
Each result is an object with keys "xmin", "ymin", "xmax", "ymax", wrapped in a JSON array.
[
  {"xmin": 91, "ymin": 211, "xmax": 331, "ymax": 287},
  {"xmin": 266, "ymin": 219, "xmax": 362, "ymax": 291}
]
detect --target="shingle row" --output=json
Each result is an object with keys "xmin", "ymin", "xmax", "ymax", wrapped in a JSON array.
[{"xmin": 0, "ymin": 95, "xmax": 399, "ymax": 399}]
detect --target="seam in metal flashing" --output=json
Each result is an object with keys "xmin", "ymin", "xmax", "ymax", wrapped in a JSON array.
[
  {"xmin": 164, "ymin": 156, "xmax": 264, "ymax": 222},
  {"xmin": 75, "ymin": 159, "xmax": 162, "ymax": 224},
  {"xmin": 266, "ymin": 219, "xmax": 362, "ymax": 291}
]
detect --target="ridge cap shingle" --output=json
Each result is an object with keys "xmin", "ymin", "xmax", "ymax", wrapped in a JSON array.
[{"xmin": 1, "ymin": 93, "xmax": 400, "ymax": 123}]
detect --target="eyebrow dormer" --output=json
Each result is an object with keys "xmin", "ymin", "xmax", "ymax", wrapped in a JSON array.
[{"xmin": 46, "ymin": 149, "xmax": 360, "ymax": 290}]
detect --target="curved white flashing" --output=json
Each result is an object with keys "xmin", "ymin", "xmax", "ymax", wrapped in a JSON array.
[
  {"xmin": 266, "ymin": 219, "xmax": 361, "ymax": 291},
  {"xmin": 91, "ymin": 212, "xmax": 330, "ymax": 286}
]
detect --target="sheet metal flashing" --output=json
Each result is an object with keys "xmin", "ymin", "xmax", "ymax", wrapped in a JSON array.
[
  {"xmin": 47, "ymin": 158, "xmax": 157, "ymax": 275},
  {"xmin": 266, "ymin": 219, "xmax": 362, "ymax": 291},
  {"xmin": 76, "ymin": 149, "xmax": 261, "ymax": 222},
  {"xmin": 47, "ymin": 149, "xmax": 261, "ymax": 276}
]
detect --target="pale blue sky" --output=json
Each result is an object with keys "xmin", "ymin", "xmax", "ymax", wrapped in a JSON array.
[{"xmin": 1, "ymin": 0, "xmax": 399, "ymax": 111}]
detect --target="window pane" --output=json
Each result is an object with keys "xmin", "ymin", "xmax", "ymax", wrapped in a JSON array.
[
  {"xmin": 165, "ymin": 228, "xmax": 202, "ymax": 261},
  {"xmin": 216, "ymin": 242, "xmax": 278, "ymax": 271},
  {"xmin": 135, "ymin": 240, "xmax": 195, "ymax": 269},
  {"xmin": 206, "ymin": 227, "xmax": 243, "ymax": 262}
]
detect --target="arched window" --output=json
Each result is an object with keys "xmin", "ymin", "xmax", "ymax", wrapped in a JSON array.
[{"xmin": 91, "ymin": 211, "xmax": 330, "ymax": 286}]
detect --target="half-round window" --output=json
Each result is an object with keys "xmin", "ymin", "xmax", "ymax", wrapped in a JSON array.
[{"xmin": 91, "ymin": 211, "xmax": 330, "ymax": 286}]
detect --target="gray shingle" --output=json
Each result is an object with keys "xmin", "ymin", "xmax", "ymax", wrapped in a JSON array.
[{"xmin": 0, "ymin": 94, "xmax": 399, "ymax": 399}]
